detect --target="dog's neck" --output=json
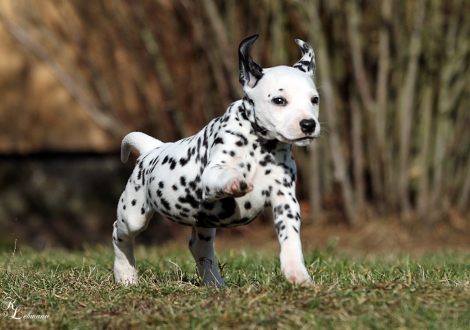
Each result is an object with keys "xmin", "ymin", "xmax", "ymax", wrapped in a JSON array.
[{"xmin": 239, "ymin": 94, "xmax": 265, "ymax": 136}]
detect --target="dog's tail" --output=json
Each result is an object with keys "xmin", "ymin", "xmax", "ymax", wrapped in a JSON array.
[{"xmin": 121, "ymin": 132, "xmax": 163, "ymax": 163}]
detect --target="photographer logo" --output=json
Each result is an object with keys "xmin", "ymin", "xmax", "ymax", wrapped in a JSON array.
[{"xmin": 2, "ymin": 297, "xmax": 49, "ymax": 320}]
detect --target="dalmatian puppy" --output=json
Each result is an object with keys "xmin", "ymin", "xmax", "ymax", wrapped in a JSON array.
[{"xmin": 113, "ymin": 34, "xmax": 320, "ymax": 287}]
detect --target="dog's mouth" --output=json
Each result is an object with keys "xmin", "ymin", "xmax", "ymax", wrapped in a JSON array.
[{"xmin": 277, "ymin": 133, "xmax": 316, "ymax": 145}]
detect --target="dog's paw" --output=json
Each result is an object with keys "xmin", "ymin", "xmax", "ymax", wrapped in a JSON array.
[
  {"xmin": 223, "ymin": 177, "xmax": 253, "ymax": 197},
  {"xmin": 114, "ymin": 262, "xmax": 138, "ymax": 285},
  {"xmin": 286, "ymin": 272, "xmax": 314, "ymax": 287},
  {"xmin": 282, "ymin": 263, "xmax": 313, "ymax": 287},
  {"xmin": 114, "ymin": 272, "xmax": 138, "ymax": 285}
]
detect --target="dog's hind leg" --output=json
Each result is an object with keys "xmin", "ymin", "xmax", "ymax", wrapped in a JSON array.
[
  {"xmin": 188, "ymin": 227, "xmax": 225, "ymax": 287},
  {"xmin": 113, "ymin": 189, "xmax": 153, "ymax": 285}
]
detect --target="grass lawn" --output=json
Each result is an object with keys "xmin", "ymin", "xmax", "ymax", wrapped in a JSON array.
[{"xmin": 1, "ymin": 242, "xmax": 470, "ymax": 329}]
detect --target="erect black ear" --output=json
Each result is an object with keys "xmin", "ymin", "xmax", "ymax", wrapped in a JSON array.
[
  {"xmin": 293, "ymin": 39, "xmax": 315, "ymax": 77},
  {"xmin": 238, "ymin": 34, "xmax": 264, "ymax": 88}
]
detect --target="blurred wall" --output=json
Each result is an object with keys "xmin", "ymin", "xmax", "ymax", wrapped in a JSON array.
[{"xmin": 0, "ymin": 15, "xmax": 114, "ymax": 153}]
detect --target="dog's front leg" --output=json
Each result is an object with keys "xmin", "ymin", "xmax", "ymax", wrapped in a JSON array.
[
  {"xmin": 272, "ymin": 192, "xmax": 313, "ymax": 286},
  {"xmin": 202, "ymin": 161, "xmax": 253, "ymax": 201}
]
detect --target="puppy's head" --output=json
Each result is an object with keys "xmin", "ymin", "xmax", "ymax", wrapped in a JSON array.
[{"xmin": 239, "ymin": 35, "xmax": 320, "ymax": 146}]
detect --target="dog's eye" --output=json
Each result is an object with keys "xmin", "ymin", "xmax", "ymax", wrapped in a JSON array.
[
  {"xmin": 311, "ymin": 96, "xmax": 319, "ymax": 105},
  {"xmin": 272, "ymin": 97, "xmax": 287, "ymax": 106}
]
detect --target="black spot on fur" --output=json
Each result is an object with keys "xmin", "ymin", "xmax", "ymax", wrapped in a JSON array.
[
  {"xmin": 261, "ymin": 189, "xmax": 271, "ymax": 197},
  {"xmin": 213, "ymin": 137, "xmax": 224, "ymax": 146},
  {"xmin": 217, "ymin": 198, "xmax": 236, "ymax": 219},
  {"xmin": 160, "ymin": 198, "xmax": 171, "ymax": 210},
  {"xmin": 275, "ymin": 220, "xmax": 284, "ymax": 235},
  {"xmin": 178, "ymin": 195, "xmax": 199, "ymax": 209},
  {"xmin": 202, "ymin": 200, "xmax": 215, "ymax": 210},
  {"xmin": 259, "ymin": 154, "xmax": 274, "ymax": 167},
  {"xmin": 261, "ymin": 139, "xmax": 278, "ymax": 152}
]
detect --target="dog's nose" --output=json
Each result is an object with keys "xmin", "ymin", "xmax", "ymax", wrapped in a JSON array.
[{"xmin": 299, "ymin": 119, "xmax": 316, "ymax": 134}]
